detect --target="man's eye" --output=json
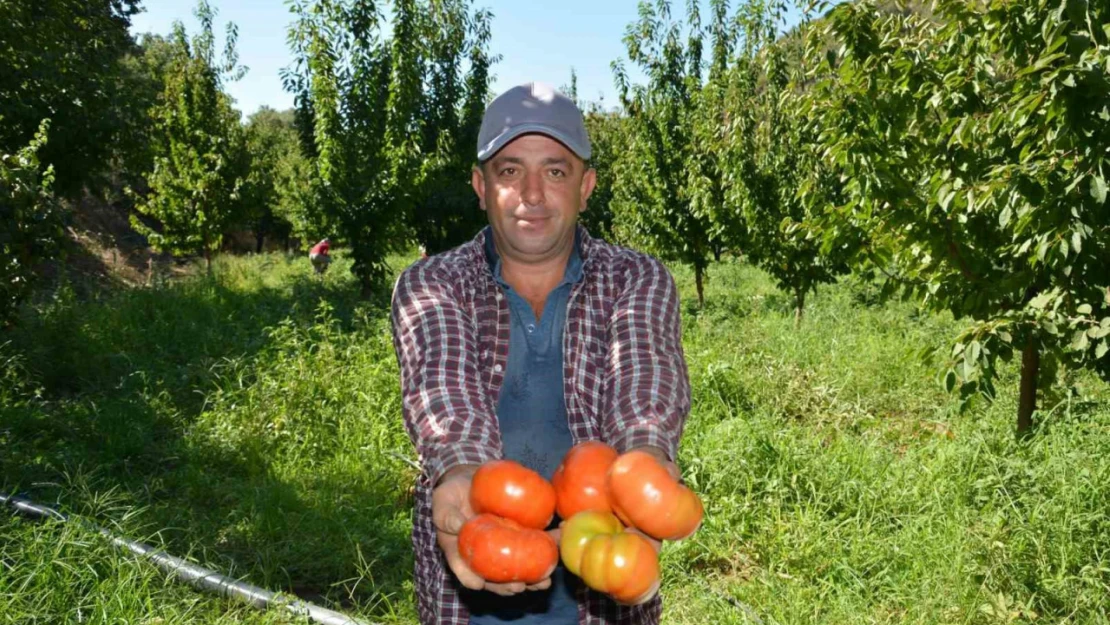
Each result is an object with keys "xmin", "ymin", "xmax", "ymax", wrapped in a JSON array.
[
  {"xmin": 549, "ymin": 169, "xmax": 566, "ymax": 178},
  {"xmin": 500, "ymin": 167, "xmax": 517, "ymax": 176}
]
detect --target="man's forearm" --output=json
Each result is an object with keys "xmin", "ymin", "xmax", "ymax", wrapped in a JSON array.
[{"xmin": 391, "ymin": 263, "xmax": 502, "ymax": 487}]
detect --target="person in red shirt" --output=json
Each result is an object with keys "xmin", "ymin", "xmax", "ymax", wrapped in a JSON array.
[{"xmin": 309, "ymin": 238, "xmax": 331, "ymax": 275}]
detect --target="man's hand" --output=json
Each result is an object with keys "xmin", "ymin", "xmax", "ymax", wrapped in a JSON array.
[{"xmin": 432, "ymin": 464, "xmax": 554, "ymax": 595}]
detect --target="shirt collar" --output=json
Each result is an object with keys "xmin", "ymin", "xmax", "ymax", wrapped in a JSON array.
[{"xmin": 483, "ymin": 226, "xmax": 585, "ymax": 289}]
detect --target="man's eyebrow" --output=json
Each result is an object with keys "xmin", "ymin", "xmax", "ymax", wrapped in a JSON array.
[
  {"xmin": 489, "ymin": 155, "xmax": 575, "ymax": 169},
  {"xmin": 491, "ymin": 156, "xmax": 525, "ymax": 168}
]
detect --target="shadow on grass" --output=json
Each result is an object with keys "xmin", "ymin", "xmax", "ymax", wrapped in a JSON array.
[{"xmin": 1, "ymin": 267, "xmax": 414, "ymax": 618}]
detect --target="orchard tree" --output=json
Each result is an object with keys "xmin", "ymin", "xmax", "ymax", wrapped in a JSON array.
[
  {"xmin": 243, "ymin": 107, "xmax": 321, "ymax": 249},
  {"xmin": 285, "ymin": 0, "xmax": 497, "ymax": 288},
  {"xmin": 805, "ymin": 0, "xmax": 1110, "ymax": 433},
  {"xmin": 0, "ymin": 0, "xmax": 142, "ymax": 195},
  {"xmin": 409, "ymin": 3, "xmax": 497, "ymax": 255},
  {"xmin": 579, "ymin": 102, "xmax": 625, "ymax": 242},
  {"xmin": 0, "ymin": 121, "xmax": 62, "ymax": 326},
  {"xmin": 563, "ymin": 67, "xmax": 623, "ymax": 242},
  {"xmin": 722, "ymin": 1, "xmax": 853, "ymax": 326},
  {"xmin": 114, "ymin": 34, "xmax": 178, "ymax": 192},
  {"xmin": 613, "ymin": 0, "xmax": 717, "ymax": 306},
  {"xmin": 562, "ymin": 67, "xmax": 580, "ymax": 105},
  {"xmin": 688, "ymin": 0, "xmax": 736, "ymax": 264},
  {"xmin": 131, "ymin": 0, "xmax": 251, "ymax": 273},
  {"xmin": 243, "ymin": 107, "xmax": 299, "ymax": 252},
  {"xmin": 285, "ymin": 0, "xmax": 413, "ymax": 293}
]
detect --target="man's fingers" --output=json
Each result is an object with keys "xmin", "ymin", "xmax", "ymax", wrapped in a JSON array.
[
  {"xmin": 433, "ymin": 505, "xmax": 467, "ymax": 535},
  {"xmin": 432, "ymin": 469, "xmax": 476, "ymax": 535},
  {"xmin": 524, "ymin": 578, "xmax": 552, "ymax": 591},
  {"xmin": 438, "ymin": 533, "xmax": 486, "ymax": 591},
  {"xmin": 664, "ymin": 460, "xmax": 681, "ymax": 481},
  {"xmin": 546, "ymin": 526, "xmax": 562, "ymax": 544},
  {"xmin": 485, "ymin": 581, "xmax": 527, "ymax": 596},
  {"xmin": 445, "ymin": 508, "xmax": 467, "ymax": 534}
]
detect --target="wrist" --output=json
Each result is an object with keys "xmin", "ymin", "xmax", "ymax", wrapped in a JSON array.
[
  {"xmin": 628, "ymin": 445, "xmax": 671, "ymax": 463},
  {"xmin": 436, "ymin": 463, "xmax": 479, "ymax": 488}
]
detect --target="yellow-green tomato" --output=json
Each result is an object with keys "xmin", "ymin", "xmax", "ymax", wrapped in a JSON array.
[
  {"xmin": 559, "ymin": 510, "xmax": 624, "ymax": 577},
  {"xmin": 578, "ymin": 532, "xmax": 660, "ymax": 605}
]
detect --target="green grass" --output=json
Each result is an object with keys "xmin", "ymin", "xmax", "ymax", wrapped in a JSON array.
[{"xmin": 2, "ymin": 251, "xmax": 1108, "ymax": 624}]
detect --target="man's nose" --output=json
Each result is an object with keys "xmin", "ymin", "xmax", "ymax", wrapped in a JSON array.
[{"xmin": 521, "ymin": 170, "xmax": 544, "ymax": 206}]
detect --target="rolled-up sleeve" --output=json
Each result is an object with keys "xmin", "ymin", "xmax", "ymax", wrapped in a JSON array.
[
  {"xmin": 602, "ymin": 256, "xmax": 691, "ymax": 461},
  {"xmin": 391, "ymin": 262, "xmax": 501, "ymax": 485}
]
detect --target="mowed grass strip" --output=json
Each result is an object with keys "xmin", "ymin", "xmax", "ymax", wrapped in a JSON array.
[{"xmin": 2, "ymin": 252, "xmax": 1108, "ymax": 624}]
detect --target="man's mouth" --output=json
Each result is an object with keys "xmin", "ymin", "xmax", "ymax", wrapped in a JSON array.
[{"xmin": 516, "ymin": 214, "xmax": 550, "ymax": 225}]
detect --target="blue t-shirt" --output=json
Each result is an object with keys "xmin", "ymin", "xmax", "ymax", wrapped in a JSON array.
[{"xmin": 464, "ymin": 230, "xmax": 583, "ymax": 625}]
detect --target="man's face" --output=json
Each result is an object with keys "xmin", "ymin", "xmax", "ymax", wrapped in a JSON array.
[{"xmin": 471, "ymin": 134, "xmax": 596, "ymax": 265}]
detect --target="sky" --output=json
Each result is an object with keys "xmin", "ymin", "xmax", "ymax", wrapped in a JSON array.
[{"xmin": 130, "ymin": 1, "xmax": 804, "ymax": 119}]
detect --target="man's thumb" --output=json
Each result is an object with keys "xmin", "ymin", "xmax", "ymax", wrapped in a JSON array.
[{"xmin": 443, "ymin": 508, "xmax": 467, "ymax": 534}]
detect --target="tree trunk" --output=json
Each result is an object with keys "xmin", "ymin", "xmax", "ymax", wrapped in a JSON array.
[
  {"xmin": 360, "ymin": 277, "xmax": 375, "ymax": 300},
  {"xmin": 202, "ymin": 230, "xmax": 212, "ymax": 275},
  {"xmin": 255, "ymin": 232, "xmax": 264, "ymax": 254},
  {"xmin": 794, "ymin": 289, "xmax": 806, "ymax": 328},
  {"xmin": 695, "ymin": 265, "xmax": 705, "ymax": 308},
  {"xmin": 1017, "ymin": 336, "xmax": 1040, "ymax": 437}
]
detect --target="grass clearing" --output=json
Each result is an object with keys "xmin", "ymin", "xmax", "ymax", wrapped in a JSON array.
[{"xmin": 2, "ymin": 251, "xmax": 1108, "ymax": 624}]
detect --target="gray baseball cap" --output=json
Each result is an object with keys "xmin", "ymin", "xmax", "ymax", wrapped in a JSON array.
[{"xmin": 476, "ymin": 82, "xmax": 591, "ymax": 162}]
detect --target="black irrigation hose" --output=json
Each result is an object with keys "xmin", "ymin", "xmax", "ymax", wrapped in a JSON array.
[{"xmin": 2, "ymin": 491, "xmax": 376, "ymax": 625}]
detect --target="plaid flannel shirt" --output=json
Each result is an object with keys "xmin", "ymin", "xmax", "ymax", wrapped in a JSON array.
[{"xmin": 390, "ymin": 226, "xmax": 691, "ymax": 625}]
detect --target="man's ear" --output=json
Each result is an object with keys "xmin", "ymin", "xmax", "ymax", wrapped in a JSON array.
[
  {"xmin": 471, "ymin": 165, "xmax": 487, "ymax": 211},
  {"xmin": 579, "ymin": 167, "xmax": 598, "ymax": 212}
]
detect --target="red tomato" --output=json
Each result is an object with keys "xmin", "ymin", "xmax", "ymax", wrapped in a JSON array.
[
  {"xmin": 552, "ymin": 441, "xmax": 619, "ymax": 520},
  {"xmin": 458, "ymin": 514, "xmax": 558, "ymax": 584},
  {"xmin": 469, "ymin": 460, "xmax": 556, "ymax": 530},
  {"xmin": 608, "ymin": 450, "xmax": 703, "ymax": 541}
]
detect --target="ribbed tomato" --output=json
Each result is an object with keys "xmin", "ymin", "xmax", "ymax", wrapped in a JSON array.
[
  {"xmin": 558, "ymin": 510, "xmax": 624, "ymax": 577},
  {"xmin": 578, "ymin": 531, "xmax": 660, "ymax": 605},
  {"xmin": 458, "ymin": 514, "xmax": 558, "ymax": 584},
  {"xmin": 608, "ymin": 450, "xmax": 703, "ymax": 541},
  {"xmin": 552, "ymin": 441, "xmax": 619, "ymax": 520},
  {"xmin": 559, "ymin": 510, "xmax": 660, "ymax": 605},
  {"xmin": 469, "ymin": 459, "xmax": 556, "ymax": 530}
]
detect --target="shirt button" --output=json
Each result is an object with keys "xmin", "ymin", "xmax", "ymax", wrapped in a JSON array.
[
  {"xmin": 493, "ymin": 364, "xmax": 503, "ymax": 373},
  {"xmin": 526, "ymin": 323, "xmax": 536, "ymax": 333}
]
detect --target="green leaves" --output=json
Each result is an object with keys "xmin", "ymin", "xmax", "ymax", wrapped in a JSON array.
[
  {"xmin": 285, "ymin": 0, "xmax": 494, "ymax": 287},
  {"xmin": 131, "ymin": 1, "xmax": 251, "ymax": 268},
  {"xmin": 1092, "ymin": 175, "xmax": 1107, "ymax": 204},
  {"xmin": 0, "ymin": 120, "xmax": 62, "ymax": 326},
  {"xmin": 611, "ymin": 0, "xmax": 720, "ymax": 304},
  {"xmin": 0, "ymin": 0, "xmax": 142, "ymax": 195},
  {"xmin": 802, "ymin": 0, "xmax": 1110, "ymax": 426}
]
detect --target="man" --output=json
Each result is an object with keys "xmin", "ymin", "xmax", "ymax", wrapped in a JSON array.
[
  {"xmin": 390, "ymin": 82, "xmax": 691, "ymax": 625},
  {"xmin": 309, "ymin": 238, "xmax": 331, "ymax": 275}
]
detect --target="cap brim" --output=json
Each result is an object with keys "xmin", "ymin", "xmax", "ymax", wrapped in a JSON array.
[{"xmin": 477, "ymin": 123, "xmax": 592, "ymax": 162}]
